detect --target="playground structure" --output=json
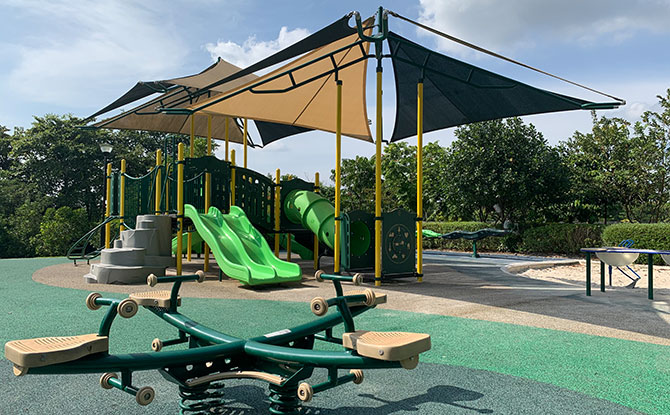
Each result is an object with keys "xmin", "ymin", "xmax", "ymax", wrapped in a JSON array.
[
  {"xmin": 68, "ymin": 138, "xmax": 420, "ymax": 285},
  {"xmin": 5, "ymin": 271, "xmax": 431, "ymax": 413},
  {"xmin": 12, "ymin": 6, "xmax": 627, "ymax": 413}
]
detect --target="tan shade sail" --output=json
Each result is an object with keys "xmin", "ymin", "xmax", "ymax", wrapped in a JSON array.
[
  {"xmin": 188, "ymin": 24, "xmax": 373, "ymax": 142},
  {"xmin": 93, "ymin": 59, "xmax": 260, "ymax": 143}
]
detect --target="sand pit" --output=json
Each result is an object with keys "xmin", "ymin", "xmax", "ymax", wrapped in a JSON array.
[{"xmin": 520, "ymin": 260, "xmax": 670, "ymax": 291}]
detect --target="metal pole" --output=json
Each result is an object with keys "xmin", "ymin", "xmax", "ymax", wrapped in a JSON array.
[
  {"xmin": 334, "ymin": 80, "xmax": 342, "ymax": 274},
  {"xmin": 119, "ymin": 159, "xmax": 126, "ymax": 233},
  {"xmin": 231, "ymin": 150, "xmax": 236, "ymax": 206},
  {"xmin": 177, "ymin": 143, "xmax": 184, "ymax": 275},
  {"xmin": 600, "ymin": 260, "xmax": 605, "ymax": 292},
  {"xmin": 155, "ymin": 150, "xmax": 162, "ymax": 214},
  {"xmin": 204, "ymin": 116, "xmax": 212, "ymax": 272},
  {"xmin": 243, "ymin": 118, "xmax": 248, "ymax": 168},
  {"xmin": 314, "ymin": 172, "xmax": 320, "ymax": 270},
  {"xmin": 374, "ymin": 66, "xmax": 383, "ymax": 287},
  {"xmin": 225, "ymin": 117, "xmax": 229, "ymax": 162},
  {"xmin": 274, "ymin": 169, "xmax": 281, "ymax": 257},
  {"xmin": 187, "ymin": 116, "xmax": 195, "ymax": 263},
  {"xmin": 416, "ymin": 81, "xmax": 423, "ymax": 282},
  {"xmin": 648, "ymin": 254, "xmax": 654, "ymax": 300},
  {"xmin": 104, "ymin": 163, "xmax": 112, "ymax": 249},
  {"xmin": 585, "ymin": 252, "xmax": 591, "ymax": 296}
]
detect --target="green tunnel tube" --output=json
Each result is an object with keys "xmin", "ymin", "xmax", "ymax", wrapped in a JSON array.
[{"xmin": 284, "ymin": 190, "xmax": 336, "ymax": 250}]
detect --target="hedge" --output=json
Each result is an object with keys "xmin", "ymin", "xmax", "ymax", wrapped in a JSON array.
[
  {"xmin": 602, "ymin": 223, "xmax": 670, "ymax": 264},
  {"xmin": 518, "ymin": 223, "xmax": 604, "ymax": 255}
]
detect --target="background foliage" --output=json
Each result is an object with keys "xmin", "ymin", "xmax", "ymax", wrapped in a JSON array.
[{"xmin": 2, "ymin": 89, "xmax": 670, "ymax": 258}]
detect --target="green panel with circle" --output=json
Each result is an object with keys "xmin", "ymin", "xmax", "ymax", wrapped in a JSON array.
[{"xmin": 382, "ymin": 209, "xmax": 416, "ymax": 276}]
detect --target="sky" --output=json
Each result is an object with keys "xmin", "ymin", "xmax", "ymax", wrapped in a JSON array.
[{"xmin": 1, "ymin": 0, "xmax": 669, "ymax": 183}]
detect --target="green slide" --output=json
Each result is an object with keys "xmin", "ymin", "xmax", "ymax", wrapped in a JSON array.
[
  {"xmin": 279, "ymin": 233, "xmax": 313, "ymax": 260},
  {"xmin": 183, "ymin": 204, "xmax": 302, "ymax": 285},
  {"xmin": 172, "ymin": 231, "xmax": 204, "ymax": 254},
  {"xmin": 283, "ymin": 190, "xmax": 335, "ymax": 249}
]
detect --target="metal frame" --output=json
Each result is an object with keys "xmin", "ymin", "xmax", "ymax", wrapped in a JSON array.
[{"xmin": 26, "ymin": 273, "xmax": 406, "ymax": 414}]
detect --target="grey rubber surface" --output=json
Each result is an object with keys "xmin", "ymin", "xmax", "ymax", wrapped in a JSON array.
[{"xmin": 0, "ymin": 360, "xmax": 640, "ymax": 414}]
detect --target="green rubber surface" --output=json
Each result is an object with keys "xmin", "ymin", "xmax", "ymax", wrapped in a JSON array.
[{"xmin": 1, "ymin": 257, "xmax": 668, "ymax": 413}]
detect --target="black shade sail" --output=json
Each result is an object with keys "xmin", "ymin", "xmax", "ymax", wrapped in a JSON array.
[{"xmin": 388, "ymin": 32, "xmax": 621, "ymax": 141}]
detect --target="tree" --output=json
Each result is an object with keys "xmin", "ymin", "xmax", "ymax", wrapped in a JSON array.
[
  {"xmin": 561, "ymin": 112, "xmax": 644, "ymax": 223},
  {"xmin": 330, "ymin": 155, "xmax": 376, "ymax": 213},
  {"xmin": 446, "ymin": 118, "xmax": 569, "ymax": 224},
  {"xmin": 0, "ymin": 124, "xmax": 12, "ymax": 171},
  {"xmin": 633, "ymin": 89, "xmax": 670, "ymax": 222},
  {"xmin": 381, "ymin": 142, "xmax": 416, "ymax": 212},
  {"xmin": 422, "ymin": 142, "xmax": 450, "ymax": 220}
]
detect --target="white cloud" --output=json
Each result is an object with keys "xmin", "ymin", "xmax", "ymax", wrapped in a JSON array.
[
  {"xmin": 205, "ymin": 26, "xmax": 310, "ymax": 71},
  {"xmin": 4, "ymin": 0, "xmax": 188, "ymax": 105},
  {"xmin": 418, "ymin": 0, "xmax": 670, "ymax": 56}
]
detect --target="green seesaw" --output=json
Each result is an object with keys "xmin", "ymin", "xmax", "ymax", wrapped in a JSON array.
[{"xmin": 5, "ymin": 271, "xmax": 431, "ymax": 414}]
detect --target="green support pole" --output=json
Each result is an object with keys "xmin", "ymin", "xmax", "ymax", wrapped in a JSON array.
[
  {"xmin": 648, "ymin": 254, "xmax": 654, "ymax": 300},
  {"xmin": 600, "ymin": 260, "xmax": 605, "ymax": 292},
  {"xmin": 585, "ymin": 252, "xmax": 591, "ymax": 296},
  {"xmin": 472, "ymin": 241, "xmax": 479, "ymax": 258}
]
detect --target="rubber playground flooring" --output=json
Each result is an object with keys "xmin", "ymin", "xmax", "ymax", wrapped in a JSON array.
[{"xmin": 1, "ymin": 255, "xmax": 668, "ymax": 414}]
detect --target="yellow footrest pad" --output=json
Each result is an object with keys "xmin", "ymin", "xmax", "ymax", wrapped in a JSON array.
[
  {"xmin": 130, "ymin": 290, "xmax": 180, "ymax": 308},
  {"xmin": 342, "ymin": 330, "xmax": 431, "ymax": 362},
  {"xmin": 5, "ymin": 333, "xmax": 108, "ymax": 372}
]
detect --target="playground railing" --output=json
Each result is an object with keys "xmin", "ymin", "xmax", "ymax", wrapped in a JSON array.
[{"xmin": 66, "ymin": 215, "xmax": 121, "ymax": 264}]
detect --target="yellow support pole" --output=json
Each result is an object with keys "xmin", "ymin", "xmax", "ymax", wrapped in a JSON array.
[
  {"xmin": 104, "ymin": 163, "xmax": 112, "ymax": 249},
  {"xmin": 274, "ymin": 169, "xmax": 280, "ymax": 257},
  {"xmin": 207, "ymin": 115, "xmax": 212, "ymax": 156},
  {"xmin": 374, "ymin": 69, "xmax": 383, "ymax": 287},
  {"xmin": 313, "ymin": 172, "xmax": 320, "ymax": 270},
  {"xmin": 204, "ymin": 115, "xmax": 212, "ymax": 272},
  {"xmin": 190, "ymin": 115, "xmax": 195, "ymax": 158},
  {"xmin": 231, "ymin": 150, "xmax": 236, "ymax": 206},
  {"xmin": 334, "ymin": 80, "xmax": 342, "ymax": 274},
  {"xmin": 243, "ymin": 118, "xmax": 248, "ymax": 168},
  {"xmin": 187, "ymin": 116, "xmax": 195, "ymax": 262},
  {"xmin": 119, "ymin": 159, "xmax": 126, "ymax": 233},
  {"xmin": 177, "ymin": 143, "xmax": 184, "ymax": 275},
  {"xmin": 416, "ymin": 81, "xmax": 424, "ymax": 282},
  {"xmin": 225, "ymin": 117, "xmax": 229, "ymax": 161},
  {"xmin": 155, "ymin": 150, "xmax": 162, "ymax": 214}
]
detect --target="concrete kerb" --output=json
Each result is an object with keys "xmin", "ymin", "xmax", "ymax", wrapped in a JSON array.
[{"xmin": 502, "ymin": 260, "xmax": 581, "ymax": 276}]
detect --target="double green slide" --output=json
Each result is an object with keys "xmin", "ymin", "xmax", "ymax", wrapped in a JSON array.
[
  {"xmin": 183, "ymin": 204, "xmax": 301, "ymax": 285},
  {"xmin": 179, "ymin": 190, "xmax": 336, "ymax": 285}
]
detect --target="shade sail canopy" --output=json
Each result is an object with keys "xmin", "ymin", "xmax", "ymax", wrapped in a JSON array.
[
  {"xmin": 186, "ymin": 22, "xmax": 374, "ymax": 142},
  {"xmin": 88, "ymin": 14, "xmax": 363, "ymax": 145},
  {"xmin": 388, "ymin": 32, "xmax": 621, "ymax": 141},
  {"xmin": 92, "ymin": 58, "xmax": 259, "ymax": 142}
]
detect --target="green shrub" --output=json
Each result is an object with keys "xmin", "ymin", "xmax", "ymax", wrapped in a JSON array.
[
  {"xmin": 32, "ymin": 207, "xmax": 92, "ymax": 257},
  {"xmin": 422, "ymin": 221, "xmax": 510, "ymax": 252},
  {"xmin": 519, "ymin": 223, "xmax": 604, "ymax": 255},
  {"xmin": 602, "ymin": 223, "xmax": 670, "ymax": 264}
]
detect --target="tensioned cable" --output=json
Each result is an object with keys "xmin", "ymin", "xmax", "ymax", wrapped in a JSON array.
[{"xmin": 387, "ymin": 10, "xmax": 626, "ymax": 105}]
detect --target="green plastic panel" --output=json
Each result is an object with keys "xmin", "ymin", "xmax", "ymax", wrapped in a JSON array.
[
  {"xmin": 382, "ymin": 209, "xmax": 416, "ymax": 276},
  {"xmin": 234, "ymin": 166, "xmax": 274, "ymax": 231}
]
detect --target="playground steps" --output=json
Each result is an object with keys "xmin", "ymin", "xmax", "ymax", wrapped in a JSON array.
[
  {"xmin": 130, "ymin": 290, "xmax": 180, "ymax": 308},
  {"xmin": 342, "ymin": 330, "xmax": 431, "ymax": 363},
  {"xmin": 5, "ymin": 334, "xmax": 108, "ymax": 375},
  {"xmin": 345, "ymin": 290, "xmax": 387, "ymax": 306}
]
